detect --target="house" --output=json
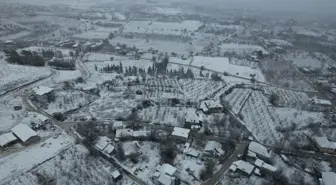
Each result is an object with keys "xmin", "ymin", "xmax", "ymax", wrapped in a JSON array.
[
  {"xmin": 321, "ymin": 172, "xmax": 336, "ymax": 185},
  {"xmin": 311, "ymin": 98, "xmax": 332, "ymax": 107},
  {"xmin": 113, "ymin": 121, "xmax": 124, "ymax": 130},
  {"xmin": 185, "ymin": 109, "xmax": 202, "ymax": 128},
  {"xmin": 95, "ymin": 136, "xmax": 115, "ymax": 154},
  {"xmin": 13, "ymin": 99, "xmax": 22, "ymax": 111},
  {"xmin": 185, "ymin": 148, "xmax": 200, "ymax": 158},
  {"xmin": 248, "ymin": 142, "xmax": 271, "ymax": 161},
  {"xmin": 112, "ymin": 170, "xmax": 123, "ymax": 182},
  {"xmin": 229, "ymin": 160, "xmax": 255, "ymax": 176},
  {"xmin": 11, "ymin": 124, "xmax": 40, "ymax": 145},
  {"xmin": 123, "ymin": 141, "xmax": 141, "ymax": 157},
  {"xmin": 254, "ymin": 159, "xmax": 277, "ymax": 173},
  {"xmin": 313, "ymin": 136, "xmax": 336, "ymax": 154},
  {"xmin": 29, "ymin": 113, "xmax": 51, "ymax": 130},
  {"xmin": 0, "ymin": 133, "xmax": 17, "ymax": 149},
  {"xmin": 200, "ymin": 100, "xmax": 223, "ymax": 114},
  {"xmin": 204, "ymin": 141, "xmax": 225, "ymax": 156},
  {"xmin": 171, "ymin": 127, "xmax": 190, "ymax": 142},
  {"xmin": 152, "ymin": 163, "xmax": 177, "ymax": 185},
  {"xmin": 32, "ymin": 86, "xmax": 54, "ymax": 103},
  {"xmin": 115, "ymin": 129, "xmax": 133, "ymax": 140}
]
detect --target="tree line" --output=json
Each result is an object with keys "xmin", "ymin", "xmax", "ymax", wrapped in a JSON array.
[{"xmin": 3, "ymin": 49, "xmax": 45, "ymax": 66}]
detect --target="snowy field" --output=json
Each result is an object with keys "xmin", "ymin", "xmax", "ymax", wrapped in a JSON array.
[
  {"xmin": 143, "ymin": 77, "xmax": 184, "ymax": 100},
  {"xmin": 180, "ymin": 79, "xmax": 226, "ymax": 101},
  {"xmin": 123, "ymin": 20, "xmax": 202, "ymax": 36},
  {"xmin": 219, "ymin": 43, "xmax": 268, "ymax": 55},
  {"xmin": 147, "ymin": 7, "xmax": 183, "ymax": 15},
  {"xmin": 0, "ymin": 31, "xmax": 31, "ymax": 41},
  {"xmin": 0, "ymin": 133, "xmax": 74, "ymax": 183},
  {"xmin": 73, "ymin": 26, "xmax": 119, "ymax": 40},
  {"xmin": 46, "ymin": 90, "xmax": 99, "ymax": 114},
  {"xmin": 0, "ymin": 97, "xmax": 26, "ymax": 131},
  {"xmin": 52, "ymin": 70, "xmax": 82, "ymax": 84},
  {"xmin": 268, "ymin": 39, "xmax": 293, "ymax": 47},
  {"xmin": 0, "ymin": 56, "xmax": 51, "ymax": 95},
  {"xmin": 191, "ymin": 56, "xmax": 266, "ymax": 82},
  {"xmin": 6, "ymin": 144, "xmax": 134, "ymax": 185},
  {"xmin": 263, "ymin": 86, "xmax": 310, "ymax": 108},
  {"xmin": 139, "ymin": 106, "xmax": 186, "ymax": 126},
  {"xmin": 285, "ymin": 51, "xmax": 322, "ymax": 69}
]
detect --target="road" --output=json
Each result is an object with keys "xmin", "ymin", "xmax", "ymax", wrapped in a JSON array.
[{"xmin": 202, "ymin": 143, "xmax": 247, "ymax": 185}]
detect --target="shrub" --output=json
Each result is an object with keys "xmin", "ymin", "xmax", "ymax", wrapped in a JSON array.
[{"xmin": 53, "ymin": 112, "xmax": 66, "ymax": 121}]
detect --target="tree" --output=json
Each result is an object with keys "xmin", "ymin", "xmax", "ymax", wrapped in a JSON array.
[
  {"xmin": 269, "ymin": 93, "xmax": 279, "ymax": 106},
  {"xmin": 53, "ymin": 112, "xmax": 66, "ymax": 121},
  {"xmin": 211, "ymin": 72, "xmax": 222, "ymax": 81},
  {"xmin": 160, "ymin": 140, "xmax": 176, "ymax": 164},
  {"xmin": 200, "ymin": 159, "xmax": 215, "ymax": 180},
  {"xmin": 116, "ymin": 143, "xmax": 125, "ymax": 161}
]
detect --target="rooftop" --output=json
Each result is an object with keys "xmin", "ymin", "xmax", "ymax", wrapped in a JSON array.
[
  {"xmin": 248, "ymin": 142, "xmax": 271, "ymax": 159},
  {"xmin": 311, "ymin": 98, "xmax": 332, "ymax": 106},
  {"xmin": 231, "ymin": 160, "xmax": 255, "ymax": 175},
  {"xmin": 112, "ymin": 170, "xmax": 121, "ymax": 179},
  {"xmin": 95, "ymin": 136, "xmax": 111, "ymax": 151},
  {"xmin": 204, "ymin": 141, "xmax": 225, "ymax": 155},
  {"xmin": 185, "ymin": 109, "xmax": 202, "ymax": 123},
  {"xmin": 0, "ymin": 133, "xmax": 17, "ymax": 147},
  {"xmin": 200, "ymin": 100, "xmax": 223, "ymax": 111},
  {"xmin": 11, "ymin": 124, "xmax": 37, "ymax": 143},
  {"xmin": 32, "ymin": 86, "xmax": 54, "ymax": 96},
  {"xmin": 172, "ymin": 127, "xmax": 190, "ymax": 139},
  {"xmin": 103, "ymin": 144, "xmax": 115, "ymax": 154},
  {"xmin": 314, "ymin": 136, "xmax": 336, "ymax": 149},
  {"xmin": 322, "ymin": 172, "xmax": 336, "ymax": 185}
]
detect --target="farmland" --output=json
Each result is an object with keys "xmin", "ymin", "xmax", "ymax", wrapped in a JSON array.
[
  {"xmin": 139, "ymin": 106, "xmax": 187, "ymax": 126},
  {"xmin": 143, "ymin": 77, "xmax": 183, "ymax": 100},
  {"xmin": 179, "ymin": 79, "xmax": 226, "ymax": 101},
  {"xmin": 223, "ymin": 88, "xmax": 252, "ymax": 114}
]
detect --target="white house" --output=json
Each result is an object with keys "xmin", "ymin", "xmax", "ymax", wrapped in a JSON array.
[
  {"xmin": 248, "ymin": 142, "xmax": 271, "ymax": 160},
  {"xmin": 204, "ymin": 141, "xmax": 225, "ymax": 156},
  {"xmin": 254, "ymin": 159, "xmax": 277, "ymax": 173},
  {"xmin": 11, "ymin": 124, "xmax": 40, "ymax": 145},
  {"xmin": 185, "ymin": 109, "xmax": 202, "ymax": 126},
  {"xmin": 113, "ymin": 121, "xmax": 124, "ymax": 130},
  {"xmin": 229, "ymin": 160, "xmax": 255, "ymax": 176},
  {"xmin": 32, "ymin": 86, "xmax": 54, "ymax": 103},
  {"xmin": 115, "ymin": 129, "xmax": 133, "ymax": 140},
  {"xmin": 311, "ymin": 98, "xmax": 332, "ymax": 106},
  {"xmin": 112, "ymin": 170, "xmax": 122, "ymax": 182},
  {"xmin": 200, "ymin": 100, "xmax": 223, "ymax": 114},
  {"xmin": 171, "ymin": 127, "xmax": 190, "ymax": 142},
  {"xmin": 95, "ymin": 136, "xmax": 115, "ymax": 154},
  {"xmin": 313, "ymin": 136, "xmax": 336, "ymax": 154},
  {"xmin": 0, "ymin": 132, "xmax": 17, "ymax": 148},
  {"xmin": 321, "ymin": 172, "xmax": 336, "ymax": 185},
  {"xmin": 152, "ymin": 163, "xmax": 177, "ymax": 185}
]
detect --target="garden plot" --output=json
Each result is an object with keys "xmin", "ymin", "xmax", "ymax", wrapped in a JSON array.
[
  {"xmin": 89, "ymin": 91, "xmax": 139, "ymax": 120},
  {"xmin": 275, "ymin": 108, "xmax": 326, "ymax": 129},
  {"xmin": 223, "ymin": 88, "xmax": 252, "ymax": 114},
  {"xmin": 139, "ymin": 106, "xmax": 185, "ymax": 126},
  {"xmin": 0, "ymin": 56, "xmax": 51, "ymax": 95},
  {"xmin": 179, "ymin": 79, "xmax": 226, "ymax": 101},
  {"xmin": 0, "ymin": 133, "xmax": 74, "ymax": 182},
  {"xmin": 6, "ymin": 144, "xmax": 133, "ymax": 185},
  {"xmin": 144, "ymin": 77, "xmax": 183, "ymax": 100},
  {"xmin": 122, "ymin": 141, "xmax": 161, "ymax": 185},
  {"xmin": 241, "ymin": 91, "xmax": 282, "ymax": 145},
  {"xmin": 263, "ymin": 87, "xmax": 310, "ymax": 108},
  {"xmin": 46, "ymin": 90, "xmax": 99, "ymax": 114},
  {"xmin": 191, "ymin": 56, "xmax": 266, "ymax": 82},
  {"xmin": 285, "ymin": 51, "xmax": 322, "ymax": 69},
  {"xmin": 219, "ymin": 43, "xmax": 268, "ymax": 56},
  {"xmin": 123, "ymin": 20, "xmax": 202, "ymax": 36}
]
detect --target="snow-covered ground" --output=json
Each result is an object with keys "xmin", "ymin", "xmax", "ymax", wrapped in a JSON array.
[
  {"xmin": 180, "ymin": 79, "xmax": 226, "ymax": 101},
  {"xmin": 73, "ymin": 26, "xmax": 119, "ymax": 40},
  {"xmin": 268, "ymin": 39, "xmax": 293, "ymax": 47},
  {"xmin": 0, "ymin": 133, "xmax": 74, "ymax": 183},
  {"xmin": 0, "ymin": 58, "xmax": 51, "ymax": 95},
  {"xmin": 139, "ymin": 106, "xmax": 185, "ymax": 126},
  {"xmin": 0, "ymin": 97, "xmax": 26, "ymax": 131},
  {"xmin": 191, "ymin": 56, "xmax": 265, "ymax": 82},
  {"xmin": 219, "ymin": 43, "xmax": 268, "ymax": 55},
  {"xmin": 285, "ymin": 51, "xmax": 322, "ymax": 69},
  {"xmin": 52, "ymin": 70, "xmax": 81, "ymax": 84},
  {"xmin": 223, "ymin": 88, "xmax": 252, "ymax": 114}
]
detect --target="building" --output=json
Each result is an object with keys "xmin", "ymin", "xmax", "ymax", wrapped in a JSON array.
[
  {"xmin": 115, "ymin": 129, "xmax": 150, "ymax": 141},
  {"xmin": 11, "ymin": 124, "xmax": 40, "ymax": 145},
  {"xmin": 95, "ymin": 136, "xmax": 115, "ymax": 154},
  {"xmin": 152, "ymin": 163, "xmax": 177, "ymax": 185},
  {"xmin": 171, "ymin": 127, "xmax": 190, "ymax": 142},
  {"xmin": 204, "ymin": 141, "xmax": 225, "ymax": 156},
  {"xmin": 229, "ymin": 160, "xmax": 255, "ymax": 176},
  {"xmin": 29, "ymin": 113, "xmax": 51, "ymax": 130},
  {"xmin": 113, "ymin": 121, "xmax": 124, "ymax": 130},
  {"xmin": 321, "ymin": 172, "xmax": 336, "ymax": 185},
  {"xmin": 184, "ymin": 148, "xmax": 200, "ymax": 158},
  {"xmin": 248, "ymin": 142, "xmax": 271, "ymax": 161},
  {"xmin": 311, "ymin": 98, "xmax": 332, "ymax": 107},
  {"xmin": 200, "ymin": 100, "xmax": 223, "ymax": 114},
  {"xmin": 185, "ymin": 109, "xmax": 202, "ymax": 128},
  {"xmin": 32, "ymin": 86, "xmax": 54, "ymax": 103},
  {"xmin": 112, "ymin": 170, "xmax": 123, "ymax": 182},
  {"xmin": 254, "ymin": 159, "xmax": 277, "ymax": 173},
  {"xmin": 0, "ymin": 132, "xmax": 17, "ymax": 149},
  {"xmin": 313, "ymin": 136, "xmax": 336, "ymax": 154}
]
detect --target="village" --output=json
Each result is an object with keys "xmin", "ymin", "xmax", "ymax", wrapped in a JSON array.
[{"xmin": 1, "ymin": 1, "xmax": 336, "ymax": 185}]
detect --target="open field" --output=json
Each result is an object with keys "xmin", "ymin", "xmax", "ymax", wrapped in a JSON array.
[
  {"xmin": 223, "ymin": 88, "xmax": 252, "ymax": 114},
  {"xmin": 179, "ymin": 79, "xmax": 226, "ymax": 101},
  {"xmin": 139, "ymin": 106, "xmax": 185, "ymax": 126},
  {"xmin": 219, "ymin": 43, "xmax": 268, "ymax": 55}
]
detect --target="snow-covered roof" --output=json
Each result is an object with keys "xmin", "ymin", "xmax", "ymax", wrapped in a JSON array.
[
  {"xmin": 248, "ymin": 142, "xmax": 271, "ymax": 159},
  {"xmin": 254, "ymin": 159, "xmax": 277, "ymax": 172},
  {"xmin": 33, "ymin": 113, "xmax": 50, "ymax": 122},
  {"xmin": 311, "ymin": 98, "xmax": 332, "ymax": 106},
  {"xmin": 331, "ymin": 88, "xmax": 336, "ymax": 94},
  {"xmin": 32, "ymin": 86, "xmax": 54, "ymax": 96},
  {"xmin": 254, "ymin": 159, "xmax": 264, "ymax": 167},
  {"xmin": 0, "ymin": 133, "xmax": 17, "ymax": 147},
  {"xmin": 115, "ymin": 129, "xmax": 133, "ymax": 138},
  {"xmin": 247, "ymin": 151, "xmax": 257, "ymax": 158},
  {"xmin": 161, "ymin": 163, "xmax": 177, "ymax": 176},
  {"xmin": 314, "ymin": 136, "xmax": 336, "ymax": 149},
  {"xmin": 322, "ymin": 172, "xmax": 336, "ymax": 185},
  {"xmin": 113, "ymin": 121, "xmax": 123, "ymax": 128},
  {"xmin": 133, "ymin": 130, "xmax": 150, "ymax": 137},
  {"xmin": 103, "ymin": 144, "xmax": 115, "ymax": 154},
  {"xmin": 185, "ymin": 148, "xmax": 200, "ymax": 158},
  {"xmin": 204, "ymin": 141, "xmax": 224, "ymax": 155},
  {"xmin": 11, "ymin": 124, "xmax": 37, "ymax": 143},
  {"xmin": 95, "ymin": 136, "xmax": 111, "ymax": 151},
  {"xmin": 158, "ymin": 174, "xmax": 174, "ymax": 185},
  {"xmin": 112, "ymin": 170, "xmax": 121, "ymax": 179},
  {"xmin": 231, "ymin": 160, "xmax": 255, "ymax": 175},
  {"xmin": 172, "ymin": 127, "xmax": 190, "ymax": 139},
  {"xmin": 200, "ymin": 100, "xmax": 223, "ymax": 111},
  {"xmin": 185, "ymin": 109, "xmax": 201, "ymax": 123}
]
